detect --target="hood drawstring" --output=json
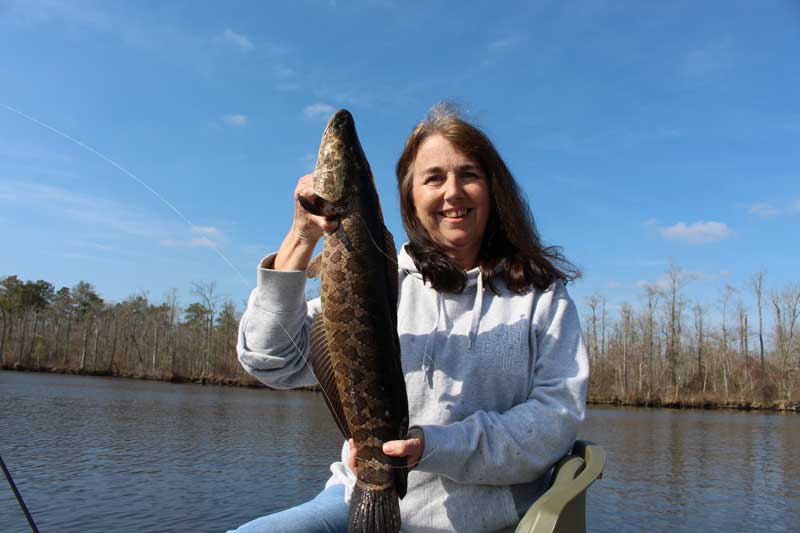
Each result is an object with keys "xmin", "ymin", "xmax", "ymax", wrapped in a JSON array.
[
  {"xmin": 399, "ymin": 244, "xmax": 486, "ymax": 381},
  {"xmin": 421, "ymin": 290, "xmax": 443, "ymax": 386},
  {"xmin": 468, "ymin": 273, "xmax": 484, "ymax": 350},
  {"xmin": 421, "ymin": 271, "xmax": 485, "ymax": 386}
]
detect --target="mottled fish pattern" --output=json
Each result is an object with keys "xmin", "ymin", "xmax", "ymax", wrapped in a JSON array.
[{"xmin": 301, "ymin": 110, "xmax": 409, "ymax": 533}]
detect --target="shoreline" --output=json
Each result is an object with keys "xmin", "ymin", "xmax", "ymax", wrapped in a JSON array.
[
  {"xmin": 586, "ymin": 396, "xmax": 799, "ymax": 413},
  {"xmin": 3, "ymin": 364, "xmax": 798, "ymax": 412}
]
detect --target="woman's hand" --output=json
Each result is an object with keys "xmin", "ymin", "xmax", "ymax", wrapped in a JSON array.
[
  {"xmin": 290, "ymin": 174, "xmax": 339, "ymax": 243},
  {"xmin": 274, "ymin": 174, "xmax": 339, "ymax": 271},
  {"xmin": 384, "ymin": 428, "xmax": 425, "ymax": 468},
  {"xmin": 348, "ymin": 428, "xmax": 426, "ymax": 474}
]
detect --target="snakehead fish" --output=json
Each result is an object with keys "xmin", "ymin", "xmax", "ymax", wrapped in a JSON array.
[{"xmin": 299, "ymin": 109, "xmax": 409, "ymax": 533}]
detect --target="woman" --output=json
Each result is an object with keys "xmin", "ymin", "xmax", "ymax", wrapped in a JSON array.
[{"xmin": 233, "ymin": 105, "xmax": 588, "ymax": 532}]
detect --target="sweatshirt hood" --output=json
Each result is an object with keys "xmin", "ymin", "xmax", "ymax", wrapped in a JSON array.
[
  {"xmin": 398, "ymin": 244, "xmax": 485, "ymax": 373},
  {"xmin": 397, "ymin": 243, "xmax": 482, "ymax": 289}
]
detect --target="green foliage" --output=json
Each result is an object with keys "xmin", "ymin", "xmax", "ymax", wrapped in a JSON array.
[
  {"xmin": 71, "ymin": 281, "xmax": 104, "ymax": 318},
  {"xmin": 0, "ymin": 275, "xmax": 23, "ymax": 313},
  {"xmin": 52, "ymin": 287, "xmax": 73, "ymax": 315},
  {"xmin": 183, "ymin": 302, "xmax": 211, "ymax": 328},
  {"xmin": 0, "ymin": 275, "xmax": 54, "ymax": 313},
  {"xmin": 216, "ymin": 301, "xmax": 238, "ymax": 331}
]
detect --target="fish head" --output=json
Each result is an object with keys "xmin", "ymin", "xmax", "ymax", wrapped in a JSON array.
[{"xmin": 312, "ymin": 109, "xmax": 372, "ymax": 217}]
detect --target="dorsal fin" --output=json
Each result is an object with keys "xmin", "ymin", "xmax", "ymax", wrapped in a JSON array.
[{"xmin": 308, "ymin": 315, "xmax": 350, "ymax": 439}]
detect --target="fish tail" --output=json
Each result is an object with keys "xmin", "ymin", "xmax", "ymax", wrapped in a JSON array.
[{"xmin": 348, "ymin": 483, "xmax": 400, "ymax": 533}]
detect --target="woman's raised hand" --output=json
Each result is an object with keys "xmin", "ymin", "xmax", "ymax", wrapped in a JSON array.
[
  {"xmin": 291, "ymin": 174, "xmax": 339, "ymax": 244},
  {"xmin": 274, "ymin": 174, "xmax": 338, "ymax": 271}
]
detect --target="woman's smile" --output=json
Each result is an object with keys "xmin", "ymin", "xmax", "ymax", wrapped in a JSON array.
[{"xmin": 439, "ymin": 207, "xmax": 471, "ymax": 219}]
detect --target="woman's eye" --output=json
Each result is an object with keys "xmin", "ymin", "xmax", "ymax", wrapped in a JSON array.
[{"xmin": 425, "ymin": 175, "xmax": 443, "ymax": 184}]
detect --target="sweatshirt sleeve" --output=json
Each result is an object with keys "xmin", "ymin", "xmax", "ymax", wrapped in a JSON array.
[
  {"xmin": 236, "ymin": 253, "xmax": 320, "ymax": 389},
  {"xmin": 415, "ymin": 282, "xmax": 589, "ymax": 485}
]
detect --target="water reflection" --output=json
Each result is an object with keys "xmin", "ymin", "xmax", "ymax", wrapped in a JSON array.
[
  {"xmin": 1, "ymin": 372, "xmax": 343, "ymax": 532},
  {"xmin": 1, "ymin": 372, "xmax": 798, "ymax": 532},
  {"xmin": 581, "ymin": 407, "xmax": 799, "ymax": 532}
]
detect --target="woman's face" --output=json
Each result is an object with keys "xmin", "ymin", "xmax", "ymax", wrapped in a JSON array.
[{"xmin": 411, "ymin": 134, "xmax": 490, "ymax": 270}]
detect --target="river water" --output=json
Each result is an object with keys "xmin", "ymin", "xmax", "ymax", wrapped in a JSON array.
[{"xmin": 1, "ymin": 372, "xmax": 797, "ymax": 532}]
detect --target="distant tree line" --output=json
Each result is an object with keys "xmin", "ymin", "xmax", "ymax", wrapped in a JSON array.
[
  {"xmin": 584, "ymin": 267, "xmax": 799, "ymax": 409},
  {"xmin": 0, "ymin": 275, "xmax": 257, "ymax": 386},
  {"xmin": 2, "ymin": 267, "xmax": 798, "ymax": 410}
]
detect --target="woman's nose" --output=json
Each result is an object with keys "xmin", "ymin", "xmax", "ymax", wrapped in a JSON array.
[{"xmin": 442, "ymin": 174, "xmax": 463, "ymax": 201}]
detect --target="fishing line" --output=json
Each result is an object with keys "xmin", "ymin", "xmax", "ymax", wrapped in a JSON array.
[
  {"xmin": 1, "ymin": 103, "xmax": 365, "ymax": 460},
  {"xmin": 307, "ymin": 214, "xmax": 438, "ymax": 470},
  {"xmin": 1, "ymin": 454, "xmax": 38, "ymax": 532},
  {"xmin": 355, "ymin": 212, "xmax": 399, "ymax": 267},
  {"xmin": 0, "ymin": 103, "xmax": 248, "ymax": 287},
  {"xmin": 350, "ymin": 214, "xmax": 440, "ymax": 467},
  {"xmin": 268, "ymin": 307, "xmax": 436, "ymax": 470},
  {"xmin": 263, "ymin": 257, "xmax": 435, "ymax": 470},
  {"xmin": 267, "ymin": 310, "xmax": 350, "ymax": 437},
  {"xmin": 2, "ymin": 103, "xmax": 429, "ymax": 471}
]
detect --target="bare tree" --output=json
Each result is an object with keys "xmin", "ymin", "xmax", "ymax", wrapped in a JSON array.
[
  {"xmin": 720, "ymin": 285, "xmax": 736, "ymax": 398},
  {"xmin": 737, "ymin": 301, "xmax": 752, "ymax": 392},
  {"xmin": 644, "ymin": 286, "xmax": 659, "ymax": 398},
  {"xmin": 191, "ymin": 281, "xmax": 219, "ymax": 378},
  {"xmin": 620, "ymin": 303, "xmax": 632, "ymax": 398},
  {"xmin": 665, "ymin": 266, "xmax": 687, "ymax": 395},
  {"xmin": 693, "ymin": 304, "xmax": 705, "ymax": 382},
  {"xmin": 787, "ymin": 285, "xmax": 800, "ymax": 370},
  {"xmin": 164, "ymin": 288, "xmax": 180, "ymax": 326},
  {"xmin": 600, "ymin": 296, "xmax": 607, "ymax": 364},
  {"xmin": 752, "ymin": 270, "xmax": 766, "ymax": 374},
  {"xmin": 771, "ymin": 286, "xmax": 800, "ymax": 364},
  {"xmin": 770, "ymin": 291, "xmax": 785, "ymax": 364},
  {"xmin": 771, "ymin": 285, "xmax": 800, "ymax": 397},
  {"xmin": 585, "ymin": 295, "xmax": 600, "ymax": 364}
]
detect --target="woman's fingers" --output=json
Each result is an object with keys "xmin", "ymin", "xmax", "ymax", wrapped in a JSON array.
[
  {"xmin": 292, "ymin": 174, "xmax": 338, "ymax": 240},
  {"xmin": 313, "ymin": 213, "xmax": 339, "ymax": 233},
  {"xmin": 382, "ymin": 428, "xmax": 425, "ymax": 468},
  {"xmin": 348, "ymin": 438, "xmax": 358, "ymax": 475},
  {"xmin": 351, "ymin": 429, "xmax": 426, "ymax": 476}
]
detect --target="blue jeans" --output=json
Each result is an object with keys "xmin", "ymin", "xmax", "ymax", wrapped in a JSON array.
[{"xmin": 229, "ymin": 485, "xmax": 348, "ymax": 533}]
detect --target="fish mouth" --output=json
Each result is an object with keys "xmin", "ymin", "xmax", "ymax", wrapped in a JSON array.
[
  {"xmin": 324, "ymin": 109, "xmax": 357, "ymax": 142},
  {"xmin": 313, "ymin": 108, "xmax": 369, "ymax": 205}
]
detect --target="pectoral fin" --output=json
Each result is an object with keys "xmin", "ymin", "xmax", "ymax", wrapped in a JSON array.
[{"xmin": 307, "ymin": 254, "xmax": 323, "ymax": 279}]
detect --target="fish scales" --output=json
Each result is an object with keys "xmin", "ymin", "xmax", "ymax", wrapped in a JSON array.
[{"xmin": 304, "ymin": 109, "xmax": 409, "ymax": 533}]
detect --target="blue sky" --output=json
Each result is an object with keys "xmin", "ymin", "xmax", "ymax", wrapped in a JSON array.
[{"xmin": 1, "ymin": 0, "xmax": 798, "ymax": 321}]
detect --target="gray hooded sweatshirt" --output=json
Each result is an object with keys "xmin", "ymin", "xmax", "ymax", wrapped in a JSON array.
[{"xmin": 237, "ymin": 245, "xmax": 589, "ymax": 532}]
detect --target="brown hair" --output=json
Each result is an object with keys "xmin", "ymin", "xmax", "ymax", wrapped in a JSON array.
[{"xmin": 396, "ymin": 103, "xmax": 580, "ymax": 294}]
